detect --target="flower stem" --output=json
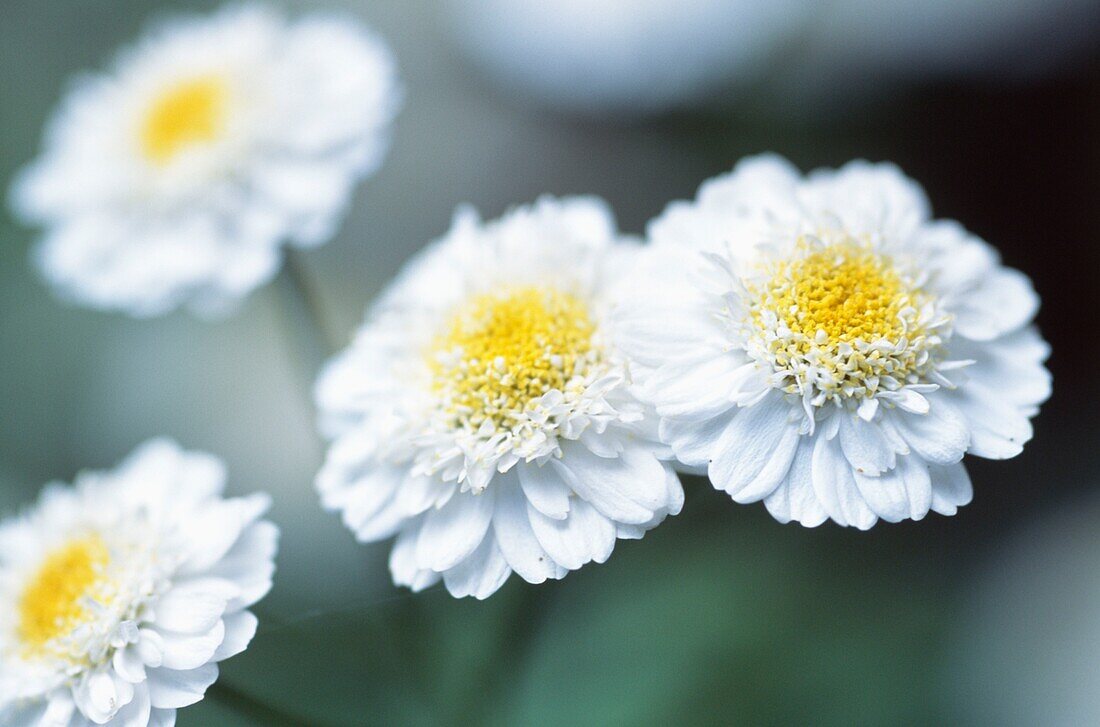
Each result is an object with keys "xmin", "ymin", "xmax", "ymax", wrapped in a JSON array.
[{"xmin": 274, "ymin": 249, "xmax": 337, "ymax": 372}]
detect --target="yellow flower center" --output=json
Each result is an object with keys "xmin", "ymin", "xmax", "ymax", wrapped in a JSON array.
[
  {"xmin": 762, "ymin": 241, "xmax": 907, "ymax": 346},
  {"xmin": 140, "ymin": 76, "xmax": 228, "ymax": 165},
  {"xmin": 18, "ymin": 536, "xmax": 110, "ymax": 652},
  {"xmin": 745, "ymin": 239, "xmax": 939, "ymax": 405},
  {"xmin": 430, "ymin": 286, "xmax": 597, "ymax": 430}
]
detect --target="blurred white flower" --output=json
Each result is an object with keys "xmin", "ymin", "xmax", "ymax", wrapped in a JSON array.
[
  {"xmin": 0, "ymin": 439, "xmax": 278, "ymax": 726},
  {"xmin": 446, "ymin": 0, "xmax": 1099, "ymax": 115},
  {"xmin": 11, "ymin": 4, "xmax": 400, "ymax": 318},
  {"xmin": 315, "ymin": 197, "xmax": 682, "ymax": 599},
  {"xmin": 614, "ymin": 155, "xmax": 1051, "ymax": 529},
  {"xmin": 445, "ymin": 0, "xmax": 804, "ymax": 115}
]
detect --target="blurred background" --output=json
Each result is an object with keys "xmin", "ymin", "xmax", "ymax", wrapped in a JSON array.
[{"xmin": 2, "ymin": 0, "xmax": 1099, "ymax": 724}]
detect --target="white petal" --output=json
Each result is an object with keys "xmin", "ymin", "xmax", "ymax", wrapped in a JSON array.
[
  {"xmin": 709, "ymin": 394, "xmax": 796, "ymax": 503},
  {"xmin": 764, "ymin": 439, "xmax": 828, "ymax": 527},
  {"xmin": 952, "ymin": 267, "xmax": 1039, "ymax": 341},
  {"xmin": 113, "ymin": 645, "xmax": 147, "ymax": 684},
  {"xmin": 888, "ymin": 396, "xmax": 969, "ymax": 465},
  {"xmin": 493, "ymin": 480, "xmax": 567, "ymax": 584},
  {"xmin": 158, "ymin": 619, "xmax": 226, "ymax": 671},
  {"xmin": 948, "ymin": 384, "xmax": 1033, "ymax": 459},
  {"xmin": 148, "ymin": 707, "xmax": 177, "ymax": 727},
  {"xmin": 74, "ymin": 670, "xmax": 127, "ymax": 724},
  {"xmin": 137, "ymin": 629, "xmax": 165, "ymax": 668},
  {"xmin": 551, "ymin": 445, "xmax": 666, "ymax": 524},
  {"xmin": 528, "ymin": 498, "xmax": 615, "ymax": 571},
  {"xmin": 929, "ymin": 462, "xmax": 974, "ymax": 517},
  {"xmin": 853, "ymin": 455, "xmax": 933, "ymax": 523},
  {"xmin": 108, "ymin": 683, "xmax": 150, "ymax": 727},
  {"xmin": 154, "ymin": 579, "xmax": 237, "ymax": 634},
  {"xmin": 146, "ymin": 663, "xmax": 218, "ymax": 710},
  {"xmin": 415, "ymin": 491, "xmax": 495, "ymax": 572},
  {"xmin": 212, "ymin": 611, "xmax": 258, "ymax": 662},
  {"xmin": 659, "ymin": 411, "xmax": 734, "ymax": 469},
  {"xmin": 518, "ymin": 463, "xmax": 571, "ymax": 520},
  {"xmin": 178, "ymin": 494, "xmax": 271, "ymax": 575},
  {"xmin": 442, "ymin": 535, "xmax": 511, "ymax": 600},
  {"xmin": 38, "ymin": 694, "xmax": 76, "ymax": 727},
  {"xmin": 838, "ymin": 415, "xmax": 896, "ymax": 476},
  {"xmin": 810, "ymin": 435, "xmax": 877, "ymax": 530},
  {"xmin": 206, "ymin": 521, "xmax": 279, "ymax": 612},
  {"xmin": 389, "ymin": 525, "xmax": 442, "ymax": 592}
]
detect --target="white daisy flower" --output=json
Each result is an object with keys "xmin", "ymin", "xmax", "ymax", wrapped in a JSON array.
[
  {"xmin": 315, "ymin": 197, "xmax": 683, "ymax": 599},
  {"xmin": 614, "ymin": 155, "xmax": 1051, "ymax": 529},
  {"xmin": 0, "ymin": 439, "xmax": 278, "ymax": 726},
  {"xmin": 11, "ymin": 4, "xmax": 400, "ymax": 318}
]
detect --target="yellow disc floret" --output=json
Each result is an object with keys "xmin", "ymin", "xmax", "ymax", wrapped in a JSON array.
[
  {"xmin": 765, "ymin": 241, "xmax": 906, "ymax": 345},
  {"xmin": 430, "ymin": 286, "xmax": 597, "ymax": 430},
  {"xmin": 140, "ymin": 76, "xmax": 228, "ymax": 165},
  {"xmin": 18, "ymin": 535, "xmax": 110, "ymax": 653},
  {"xmin": 746, "ymin": 238, "xmax": 941, "ymax": 406}
]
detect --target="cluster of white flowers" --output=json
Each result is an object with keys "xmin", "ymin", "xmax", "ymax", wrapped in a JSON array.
[
  {"xmin": 316, "ymin": 156, "xmax": 1049, "ymax": 598},
  {"xmin": 4, "ymin": 3, "xmax": 1053, "ymax": 725}
]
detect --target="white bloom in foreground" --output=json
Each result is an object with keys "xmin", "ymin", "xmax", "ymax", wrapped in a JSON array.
[
  {"xmin": 0, "ymin": 439, "xmax": 278, "ymax": 726},
  {"xmin": 316, "ymin": 197, "xmax": 683, "ymax": 599},
  {"xmin": 615, "ymin": 155, "xmax": 1051, "ymax": 529},
  {"xmin": 11, "ymin": 4, "xmax": 400, "ymax": 317}
]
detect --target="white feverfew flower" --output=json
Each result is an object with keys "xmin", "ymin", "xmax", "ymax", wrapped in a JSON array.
[
  {"xmin": 614, "ymin": 155, "xmax": 1051, "ymax": 529},
  {"xmin": 11, "ymin": 4, "xmax": 400, "ymax": 318},
  {"xmin": 0, "ymin": 439, "xmax": 278, "ymax": 726},
  {"xmin": 315, "ymin": 197, "xmax": 683, "ymax": 599}
]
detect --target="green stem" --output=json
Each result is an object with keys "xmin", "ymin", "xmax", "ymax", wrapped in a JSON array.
[{"xmin": 274, "ymin": 249, "xmax": 337, "ymax": 375}]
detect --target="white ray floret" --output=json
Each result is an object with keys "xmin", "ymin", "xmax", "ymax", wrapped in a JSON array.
[
  {"xmin": 614, "ymin": 155, "xmax": 1051, "ymax": 529},
  {"xmin": 315, "ymin": 197, "xmax": 683, "ymax": 599},
  {"xmin": 11, "ymin": 4, "xmax": 400, "ymax": 318},
  {"xmin": 0, "ymin": 439, "xmax": 278, "ymax": 726}
]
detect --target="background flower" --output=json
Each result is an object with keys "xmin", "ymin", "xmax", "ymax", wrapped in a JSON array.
[
  {"xmin": 444, "ymin": 0, "xmax": 1100, "ymax": 116},
  {"xmin": 0, "ymin": 439, "xmax": 277, "ymax": 726},
  {"xmin": 10, "ymin": 4, "xmax": 400, "ymax": 317}
]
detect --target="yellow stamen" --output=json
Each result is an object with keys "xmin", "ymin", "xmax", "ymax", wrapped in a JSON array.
[
  {"xmin": 18, "ymin": 536, "xmax": 110, "ymax": 651},
  {"xmin": 140, "ymin": 76, "xmax": 227, "ymax": 164},
  {"xmin": 430, "ymin": 286, "xmax": 596, "ymax": 430},
  {"xmin": 760, "ymin": 241, "xmax": 909, "ymax": 347}
]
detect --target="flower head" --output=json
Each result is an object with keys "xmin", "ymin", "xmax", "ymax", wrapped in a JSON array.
[
  {"xmin": 0, "ymin": 439, "xmax": 278, "ymax": 725},
  {"xmin": 614, "ymin": 155, "xmax": 1051, "ymax": 528},
  {"xmin": 11, "ymin": 4, "xmax": 400, "ymax": 317},
  {"xmin": 316, "ymin": 197, "xmax": 683, "ymax": 598}
]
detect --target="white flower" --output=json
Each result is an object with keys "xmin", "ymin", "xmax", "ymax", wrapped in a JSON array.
[
  {"xmin": 315, "ymin": 197, "xmax": 683, "ymax": 599},
  {"xmin": 614, "ymin": 155, "xmax": 1051, "ymax": 529},
  {"xmin": 0, "ymin": 439, "xmax": 278, "ymax": 726},
  {"xmin": 11, "ymin": 4, "xmax": 400, "ymax": 318}
]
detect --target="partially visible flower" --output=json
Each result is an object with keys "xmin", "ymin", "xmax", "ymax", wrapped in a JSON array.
[
  {"xmin": 614, "ymin": 155, "xmax": 1050, "ymax": 528},
  {"xmin": 11, "ymin": 4, "xmax": 400, "ymax": 317},
  {"xmin": 0, "ymin": 439, "xmax": 278, "ymax": 726},
  {"xmin": 445, "ymin": 0, "xmax": 803, "ymax": 115},
  {"xmin": 446, "ymin": 0, "xmax": 1099, "ymax": 116},
  {"xmin": 315, "ymin": 197, "xmax": 682, "ymax": 599}
]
